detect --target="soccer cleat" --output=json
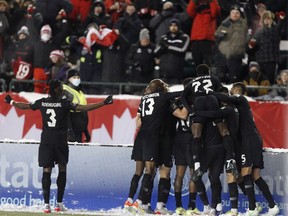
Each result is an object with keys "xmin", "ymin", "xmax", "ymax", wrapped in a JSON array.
[
  {"xmin": 245, "ymin": 208, "xmax": 259, "ymax": 216},
  {"xmin": 132, "ymin": 200, "xmax": 146, "ymax": 214},
  {"xmin": 154, "ymin": 207, "xmax": 172, "ymax": 215},
  {"xmin": 255, "ymin": 202, "xmax": 262, "ymax": 213},
  {"xmin": 216, "ymin": 203, "xmax": 223, "ymax": 215},
  {"xmin": 209, "ymin": 208, "xmax": 216, "ymax": 216},
  {"xmin": 185, "ymin": 208, "xmax": 202, "ymax": 216},
  {"xmin": 267, "ymin": 205, "xmax": 279, "ymax": 216},
  {"xmin": 54, "ymin": 202, "xmax": 67, "ymax": 212},
  {"xmin": 203, "ymin": 205, "xmax": 211, "ymax": 214},
  {"xmin": 191, "ymin": 168, "xmax": 203, "ymax": 182},
  {"xmin": 44, "ymin": 203, "xmax": 51, "ymax": 213},
  {"xmin": 226, "ymin": 159, "xmax": 239, "ymax": 178},
  {"xmin": 124, "ymin": 199, "xmax": 133, "ymax": 209},
  {"xmin": 175, "ymin": 207, "xmax": 186, "ymax": 215},
  {"xmin": 223, "ymin": 210, "xmax": 238, "ymax": 216}
]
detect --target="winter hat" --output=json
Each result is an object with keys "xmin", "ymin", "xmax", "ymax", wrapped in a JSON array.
[
  {"xmin": 169, "ymin": 18, "xmax": 180, "ymax": 27},
  {"xmin": 49, "ymin": 50, "xmax": 65, "ymax": 59},
  {"xmin": 249, "ymin": 61, "xmax": 260, "ymax": 70},
  {"xmin": 0, "ymin": 0, "xmax": 9, "ymax": 10},
  {"xmin": 40, "ymin": 25, "xmax": 52, "ymax": 35},
  {"xmin": 139, "ymin": 28, "xmax": 150, "ymax": 41},
  {"xmin": 230, "ymin": 4, "xmax": 241, "ymax": 13},
  {"xmin": 67, "ymin": 69, "xmax": 80, "ymax": 80},
  {"xmin": 17, "ymin": 26, "xmax": 29, "ymax": 36}
]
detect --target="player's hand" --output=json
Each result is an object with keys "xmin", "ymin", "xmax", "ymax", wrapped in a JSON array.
[
  {"xmin": 4, "ymin": 95, "xmax": 13, "ymax": 105},
  {"xmin": 104, "ymin": 95, "xmax": 113, "ymax": 105}
]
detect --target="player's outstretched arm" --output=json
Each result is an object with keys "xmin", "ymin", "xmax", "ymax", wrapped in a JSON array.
[
  {"xmin": 76, "ymin": 95, "xmax": 113, "ymax": 112},
  {"xmin": 4, "ymin": 95, "xmax": 31, "ymax": 110}
]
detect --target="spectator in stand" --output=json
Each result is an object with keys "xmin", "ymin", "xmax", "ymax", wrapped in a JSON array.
[
  {"xmin": 243, "ymin": 61, "xmax": 270, "ymax": 97},
  {"xmin": 215, "ymin": 5, "xmax": 248, "ymax": 84},
  {"xmin": 269, "ymin": 69, "xmax": 288, "ymax": 100},
  {"xmin": 154, "ymin": 18, "xmax": 190, "ymax": 84},
  {"xmin": 149, "ymin": 1, "xmax": 190, "ymax": 44},
  {"xmin": 125, "ymin": 28, "xmax": 156, "ymax": 94},
  {"xmin": 251, "ymin": 3, "xmax": 267, "ymax": 35},
  {"xmin": 186, "ymin": 0, "xmax": 221, "ymax": 67},
  {"xmin": 69, "ymin": 0, "xmax": 92, "ymax": 24},
  {"xmin": 114, "ymin": 4, "xmax": 144, "ymax": 51},
  {"xmin": 46, "ymin": 49, "xmax": 70, "ymax": 82},
  {"xmin": 0, "ymin": 0, "xmax": 10, "ymax": 62},
  {"xmin": 82, "ymin": 0, "xmax": 112, "ymax": 30},
  {"xmin": 248, "ymin": 10, "xmax": 285, "ymax": 84},
  {"xmin": 134, "ymin": 0, "xmax": 161, "ymax": 29},
  {"xmin": 30, "ymin": 16, "xmax": 69, "ymax": 93},
  {"xmin": 10, "ymin": 26, "xmax": 34, "ymax": 92},
  {"xmin": 105, "ymin": 0, "xmax": 132, "ymax": 25},
  {"xmin": 35, "ymin": 0, "xmax": 72, "ymax": 33}
]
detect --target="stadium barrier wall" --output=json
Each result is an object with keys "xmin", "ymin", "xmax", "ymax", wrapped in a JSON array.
[
  {"xmin": 0, "ymin": 93, "xmax": 287, "ymax": 149},
  {"xmin": 0, "ymin": 143, "xmax": 287, "ymax": 215}
]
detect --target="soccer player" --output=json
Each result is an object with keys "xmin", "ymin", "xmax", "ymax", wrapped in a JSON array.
[
  {"xmin": 129, "ymin": 79, "xmax": 187, "ymax": 214},
  {"xmin": 211, "ymin": 82, "xmax": 279, "ymax": 216},
  {"xmin": 3, "ymin": 79, "xmax": 113, "ymax": 213},
  {"xmin": 181, "ymin": 64, "xmax": 238, "ymax": 182}
]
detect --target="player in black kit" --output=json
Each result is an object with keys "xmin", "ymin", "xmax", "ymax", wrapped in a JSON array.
[
  {"xmin": 4, "ymin": 79, "xmax": 113, "ymax": 213},
  {"xmin": 129, "ymin": 79, "xmax": 187, "ymax": 214},
  {"xmin": 211, "ymin": 82, "xmax": 279, "ymax": 216},
  {"xmin": 181, "ymin": 64, "xmax": 238, "ymax": 182}
]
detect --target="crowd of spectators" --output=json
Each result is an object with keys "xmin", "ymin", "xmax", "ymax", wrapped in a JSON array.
[{"xmin": 0, "ymin": 0, "xmax": 287, "ymax": 100}]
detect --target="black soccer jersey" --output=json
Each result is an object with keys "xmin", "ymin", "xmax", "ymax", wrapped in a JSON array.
[
  {"xmin": 181, "ymin": 75, "xmax": 223, "ymax": 104},
  {"xmin": 138, "ymin": 91, "xmax": 181, "ymax": 132},
  {"xmin": 213, "ymin": 92, "xmax": 259, "ymax": 137},
  {"xmin": 30, "ymin": 96, "xmax": 77, "ymax": 143}
]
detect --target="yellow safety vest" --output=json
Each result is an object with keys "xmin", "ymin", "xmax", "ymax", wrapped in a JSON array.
[{"xmin": 63, "ymin": 84, "xmax": 87, "ymax": 112}]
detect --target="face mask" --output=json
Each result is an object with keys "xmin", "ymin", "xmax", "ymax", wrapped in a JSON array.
[
  {"xmin": 41, "ymin": 33, "xmax": 51, "ymax": 42},
  {"xmin": 70, "ymin": 78, "xmax": 81, "ymax": 86},
  {"xmin": 249, "ymin": 71, "xmax": 258, "ymax": 79}
]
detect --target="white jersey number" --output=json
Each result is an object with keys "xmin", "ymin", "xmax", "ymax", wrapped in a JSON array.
[
  {"xmin": 46, "ymin": 109, "xmax": 56, "ymax": 127},
  {"xmin": 142, "ymin": 98, "xmax": 155, "ymax": 116},
  {"xmin": 192, "ymin": 79, "xmax": 213, "ymax": 94}
]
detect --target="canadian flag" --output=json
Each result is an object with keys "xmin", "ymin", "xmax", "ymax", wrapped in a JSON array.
[{"xmin": 80, "ymin": 26, "xmax": 119, "ymax": 53}]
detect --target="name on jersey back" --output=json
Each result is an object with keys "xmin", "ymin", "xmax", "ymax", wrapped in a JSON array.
[{"xmin": 41, "ymin": 102, "xmax": 62, "ymax": 107}]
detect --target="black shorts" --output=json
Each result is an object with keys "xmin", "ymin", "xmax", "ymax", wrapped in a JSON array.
[
  {"xmin": 131, "ymin": 130, "xmax": 160, "ymax": 162},
  {"xmin": 241, "ymin": 134, "xmax": 264, "ymax": 169},
  {"xmin": 38, "ymin": 142, "xmax": 69, "ymax": 167},
  {"xmin": 157, "ymin": 132, "xmax": 174, "ymax": 168},
  {"xmin": 173, "ymin": 133, "xmax": 193, "ymax": 167},
  {"xmin": 201, "ymin": 145, "xmax": 225, "ymax": 175},
  {"xmin": 192, "ymin": 95, "xmax": 220, "ymax": 124}
]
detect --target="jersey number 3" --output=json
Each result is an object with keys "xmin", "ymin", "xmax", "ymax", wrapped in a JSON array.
[{"xmin": 46, "ymin": 109, "xmax": 56, "ymax": 127}]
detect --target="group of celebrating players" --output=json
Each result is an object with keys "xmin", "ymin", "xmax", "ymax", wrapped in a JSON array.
[{"xmin": 123, "ymin": 64, "xmax": 280, "ymax": 216}]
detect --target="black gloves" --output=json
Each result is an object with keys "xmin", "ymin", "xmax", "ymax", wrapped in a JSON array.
[
  {"xmin": 104, "ymin": 95, "xmax": 113, "ymax": 105},
  {"xmin": 4, "ymin": 95, "xmax": 13, "ymax": 105}
]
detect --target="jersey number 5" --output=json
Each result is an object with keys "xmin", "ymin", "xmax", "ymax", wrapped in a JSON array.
[{"xmin": 46, "ymin": 109, "xmax": 56, "ymax": 127}]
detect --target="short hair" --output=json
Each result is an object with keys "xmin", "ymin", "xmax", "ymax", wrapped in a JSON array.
[
  {"xmin": 48, "ymin": 79, "xmax": 62, "ymax": 98},
  {"xmin": 233, "ymin": 82, "xmax": 246, "ymax": 94}
]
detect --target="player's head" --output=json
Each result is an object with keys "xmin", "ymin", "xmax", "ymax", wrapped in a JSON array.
[
  {"xmin": 231, "ymin": 82, "xmax": 246, "ymax": 95},
  {"xmin": 148, "ymin": 79, "xmax": 169, "ymax": 93},
  {"xmin": 218, "ymin": 86, "xmax": 229, "ymax": 95},
  {"xmin": 49, "ymin": 79, "xmax": 62, "ymax": 98},
  {"xmin": 196, "ymin": 64, "xmax": 210, "ymax": 76}
]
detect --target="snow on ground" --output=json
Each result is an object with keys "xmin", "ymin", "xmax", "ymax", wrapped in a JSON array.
[{"xmin": 0, "ymin": 204, "xmax": 278, "ymax": 216}]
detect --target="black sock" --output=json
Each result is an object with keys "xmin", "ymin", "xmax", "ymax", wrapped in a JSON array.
[
  {"xmin": 238, "ymin": 180, "xmax": 247, "ymax": 196},
  {"xmin": 129, "ymin": 174, "xmax": 141, "ymax": 199},
  {"xmin": 175, "ymin": 192, "xmax": 182, "ymax": 208},
  {"xmin": 158, "ymin": 178, "xmax": 171, "ymax": 204},
  {"xmin": 228, "ymin": 182, "xmax": 239, "ymax": 209},
  {"xmin": 210, "ymin": 178, "xmax": 222, "ymax": 209},
  {"xmin": 195, "ymin": 179, "xmax": 209, "ymax": 206},
  {"xmin": 255, "ymin": 177, "xmax": 275, "ymax": 208},
  {"xmin": 223, "ymin": 135, "xmax": 235, "ymax": 161},
  {"xmin": 42, "ymin": 172, "xmax": 52, "ymax": 204},
  {"xmin": 138, "ymin": 174, "xmax": 152, "ymax": 204},
  {"xmin": 188, "ymin": 192, "xmax": 196, "ymax": 209},
  {"xmin": 56, "ymin": 172, "xmax": 66, "ymax": 203},
  {"xmin": 193, "ymin": 138, "xmax": 202, "ymax": 164},
  {"xmin": 243, "ymin": 175, "xmax": 256, "ymax": 210}
]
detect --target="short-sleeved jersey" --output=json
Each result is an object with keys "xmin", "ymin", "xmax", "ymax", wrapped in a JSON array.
[
  {"xmin": 203, "ymin": 121, "xmax": 223, "ymax": 148},
  {"xmin": 181, "ymin": 75, "xmax": 223, "ymax": 105},
  {"xmin": 138, "ymin": 91, "xmax": 181, "ymax": 132},
  {"xmin": 30, "ymin": 96, "xmax": 77, "ymax": 144}
]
